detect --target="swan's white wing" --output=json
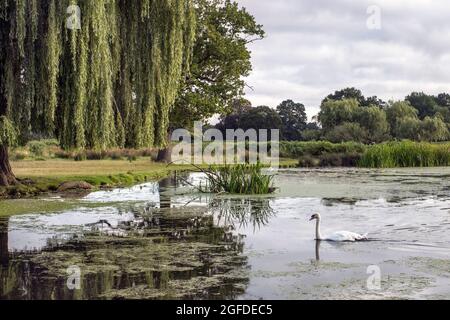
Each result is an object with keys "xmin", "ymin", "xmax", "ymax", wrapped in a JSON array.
[{"xmin": 324, "ymin": 231, "xmax": 368, "ymax": 242}]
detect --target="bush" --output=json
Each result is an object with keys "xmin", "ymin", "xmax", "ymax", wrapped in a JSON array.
[
  {"xmin": 319, "ymin": 153, "xmax": 343, "ymax": 167},
  {"xmin": 74, "ymin": 152, "xmax": 87, "ymax": 162},
  {"xmin": 106, "ymin": 150, "xmax": 123, "ymax": 160},
  {"xmin": 85, "ymin": 150, "xmax": 106, "ymax": 160},
  {"xmin": 11, "ymin": 150, "xmax": 28, "ymax": 161},
  {"xmin": 297, "ymin": 151, "xmax": 362, "ymax": 168},
  {"xmin": 54, "ymin": 150, "xmax": 73, "ymax": 159},
  {"xmin": 298, "ymin": 155, "xmax": 319, "ymax": 167},
  {"xmin": 341, "ymin": 152, "xmax": 362, "ymax": 167},
  {"xmin": 27, "ymin": 140, "xmax": 47, "ymax": 157},
  {"xmin": 280, "ymin": 141, "xmax": 366, "ymax": 158}
]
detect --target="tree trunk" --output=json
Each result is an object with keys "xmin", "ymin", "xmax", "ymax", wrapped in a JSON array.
[
  {"xmin": 158, "ymin": 177, "xmax": 174, "ymax": 208},
  {"xmin": 156, "ymin": 145, "xmax": 173, "ymax": 163},
  {"xmin": 0, "ymin": 145, "xmax": 16, "ymax": 186},
  {"xmin": 0, "ymin": 8, "xmax": 15, "ymax": 187},
  {"xmin": 156, "ymin": 131, "xmax": 173, "ymax": 163}
]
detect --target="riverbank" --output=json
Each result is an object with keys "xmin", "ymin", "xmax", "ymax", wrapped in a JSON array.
[
  {"xmin": 0, "ymin": 158, "xmax": 298, "ymax": 200},
  {"xmin": 281, "ymin": 140, "xmax": 450, "ymax": 168}
]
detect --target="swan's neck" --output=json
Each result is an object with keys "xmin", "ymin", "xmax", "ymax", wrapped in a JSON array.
[{"xmin": 315, "ymin": 219, "xmax": 323, "ymax": 240}]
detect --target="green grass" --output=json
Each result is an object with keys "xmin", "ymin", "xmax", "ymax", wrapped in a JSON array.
[
  {"xmin": 1, "ymin": 159, "xmax": 190, "ymax": 198},
  {"xmin": 202, "ymin": 163, "xmax": 275, "ymax": 195},
  {"xmin": 0, "ymin": 158, "xmax": 297, "ymax": 199},
  {"xmin": 281, "ymin": 140, "xmax": 450, "ymax": 168},
  {"xmin": 359, "ymin": 141, "xmax": 450, "ymax": 168}
]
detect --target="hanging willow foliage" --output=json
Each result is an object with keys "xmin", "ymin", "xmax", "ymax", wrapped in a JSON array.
[
  {"xmin": 0, "ymin": 0, "xmax": 196, "ymax": 151},
  {"xmin": 0, "ymin": 116, "xmax": 17, "ymax": 147}
]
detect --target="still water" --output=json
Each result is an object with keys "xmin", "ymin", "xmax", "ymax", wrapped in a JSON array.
[{"xmin": 1, "ymin": 168, "xmax": 450, "ymax": 300}]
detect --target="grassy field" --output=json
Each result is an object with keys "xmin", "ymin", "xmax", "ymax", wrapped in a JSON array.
[
  {"xmin": 12, "ymin": 158, "xmax": 297, "ymax": 178},
  {"xmin": 12, "ymin": 158, "xmax": 175, "ymax": 179}
]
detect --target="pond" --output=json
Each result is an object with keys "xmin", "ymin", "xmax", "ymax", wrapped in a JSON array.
[{"xmin": 1, "ymin": 168, "xmax": 450, "ymax": 300}]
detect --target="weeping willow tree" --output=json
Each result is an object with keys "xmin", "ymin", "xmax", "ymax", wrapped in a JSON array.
[{"xmin": 0, "ymin": 0, "xmax": 196, "ymax": 186}]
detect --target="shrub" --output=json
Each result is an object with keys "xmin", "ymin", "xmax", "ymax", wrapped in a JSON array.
[
  {"xmin": 54, "ymin": 150, "xmax": 73, "ymax": 159},
  {"xmin": 298, "ymin": 155, "xmax": 319, "ymax": 167},
  {"xmin": 74, "ymin": 152, "xmax": 87, "ymax": 162},
  {"xmin": 280, "ymin": 141, "xmax": 366, "ymax": 158},
  {"xmin": 11, "ymin": 150, "xmax": 28, "ymax": 161},
  {"xmin": 106, "ymin": 150, "xmax": 123, "ymax": 160},
  {"xmin": 85, "ymin": 150, "xmax": 105, "ymax": 160},
  {"xmin": 27, "ymin": 140, "xmax": 47, "ymax": 157},
  {"xmin": 319, "ymin": 153, "xmax": 343, "ymax": 167}
]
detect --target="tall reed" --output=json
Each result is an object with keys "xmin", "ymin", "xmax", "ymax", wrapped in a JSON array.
[
  {"xmin": 203, "ymin": 163, "xmax": 275, "ymax": 195},
  {"xmin": 359, "ymin": 141, "xmax": 450, "ymax": 168}
]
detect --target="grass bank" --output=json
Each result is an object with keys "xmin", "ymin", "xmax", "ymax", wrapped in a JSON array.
[
  {"xmin": 1, "ymin": 159, "xmax": 175, "ymax": 199},
  {"xmin": 1, "ymin": 158, "xmax": 298, "ymax": 200}
]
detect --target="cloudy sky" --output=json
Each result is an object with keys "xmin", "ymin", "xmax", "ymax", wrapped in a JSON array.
[{"xmin": 238, "ymin": 0, "xmax": 450, "ymax": 119}]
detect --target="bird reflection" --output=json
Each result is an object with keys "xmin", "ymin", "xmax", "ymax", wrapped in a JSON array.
[{"xmin": 315, "ymin": 240, "xmax": 321, "ymax": 261}]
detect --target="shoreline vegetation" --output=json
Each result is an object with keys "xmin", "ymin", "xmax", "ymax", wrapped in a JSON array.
[
  {"xmin": 3, "ymin": 159, "xmax": 298, "ymax": 200},
  {"xmin": 280, "ymin": 140, "xmax": 450, "ymax": 168},
  {"xmin": 1, "ymin": 139, "xmax": 450, "ymax": 201},
  {"xmin": 1, "ymin": 141, "xmax": 299, "ymax": 200}
]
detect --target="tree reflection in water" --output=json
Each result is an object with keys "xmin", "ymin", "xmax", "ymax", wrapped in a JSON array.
[
  {"xmin": 0, "ymin": 218, "xmax": 8, "ymax": 266},
  {"xmin": 0, "ymin": 198, "xmax": 251, "ymax": 300},
  {"xmin": 0, "ymin": 174, "xmax": 280, "ymax": 300}
]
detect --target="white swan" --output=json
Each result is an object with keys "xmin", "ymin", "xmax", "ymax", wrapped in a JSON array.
[{"xmin": 309, "ymin": 213, "xmax": 368, "ymax": 242}]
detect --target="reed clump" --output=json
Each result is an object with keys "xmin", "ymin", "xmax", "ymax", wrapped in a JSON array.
[
  {"xmin": 202, "ymin": 163, "xmax": 275, "ymax": 195},
  {"xmin": 359, "ymin": 141, "xmax": 450, "ymax": 168}
]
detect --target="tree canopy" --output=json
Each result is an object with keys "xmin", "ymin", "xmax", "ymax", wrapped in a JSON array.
[
  {"xmin": 169, "ymin": 0, "xmax": 264, "ymax": 129},
  {"xmin": 0, "ymin": 0, "xmax": 196, "ymax": 185},
  {"xmin": 276, "ymin": 100, "xmax": 307, "ymax": 141},
  {"xmin": 237, "ymin": 106, "xmax": 283, "ymax": 134},
  {"xmin": 405, "ymin": 92, "xmax": 440, "ymax": 120},
  {"xmin": 322, "ymin": 87, "xmax": 386, "ymax": 108}
]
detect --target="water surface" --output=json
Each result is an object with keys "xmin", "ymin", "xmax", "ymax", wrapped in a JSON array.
[{"xmin": 1, "ymin": 168, "xmax": 450, "ymax": 300}]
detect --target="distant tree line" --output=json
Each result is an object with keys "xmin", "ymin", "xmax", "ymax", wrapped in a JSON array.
[{"xmin": 216, "ymin": 88, "xmax": 450, "ymax": 143}]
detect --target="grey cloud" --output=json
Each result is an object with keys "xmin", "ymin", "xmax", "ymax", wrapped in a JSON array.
[{"xmin": 238, "ymin": 0, "xmax": 450, "ymax": 119}]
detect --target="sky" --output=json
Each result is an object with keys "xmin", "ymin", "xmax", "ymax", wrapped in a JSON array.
[{"xmin": 237, "ymin": 0, "xmax": 450, "ymax": 120}]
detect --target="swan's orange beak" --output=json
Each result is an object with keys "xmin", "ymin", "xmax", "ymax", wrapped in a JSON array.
[{"xmin": 309, "ymin": 216, "xmax": 315, "ymax": 221}]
